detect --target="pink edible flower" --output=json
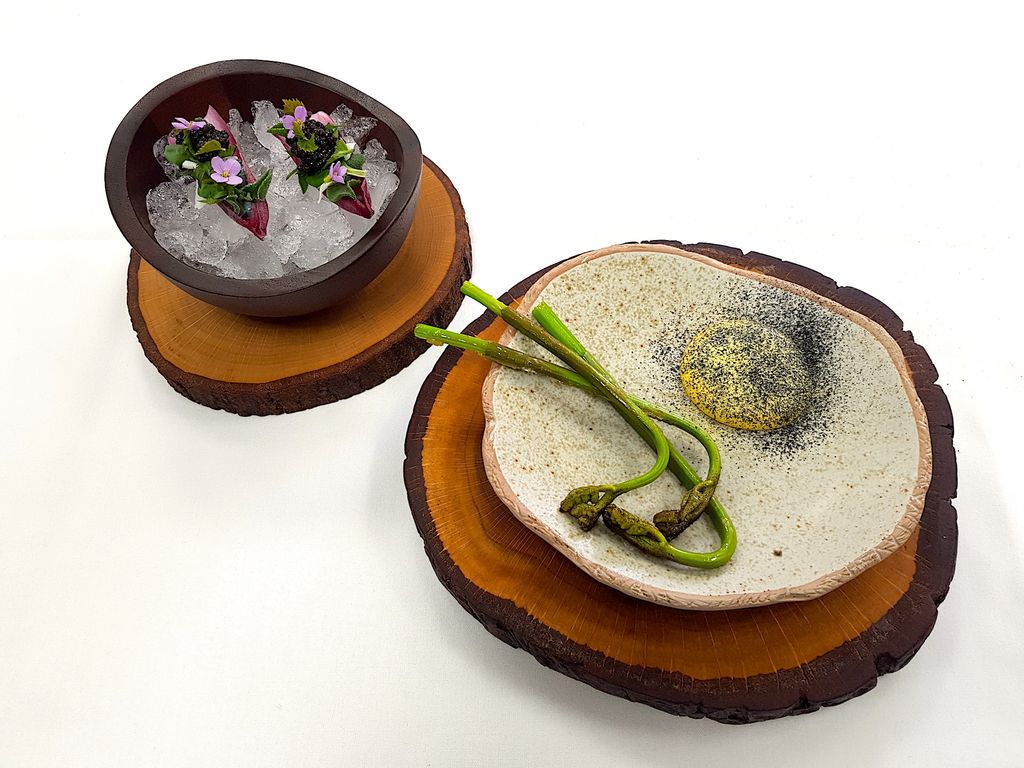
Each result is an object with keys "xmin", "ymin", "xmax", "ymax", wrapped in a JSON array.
[
  {"xmin": 281, "ymin": 105, "xmax": 308, "ymax": 138},
  {"xmin": 172, "ymin": 117, "xmax": 206, "ymax": 131},
  {"xmin": 329, "ymin": 162, "xmax": 347, "ymax": 184},
  {"xmin": 210, "ymin": 155, "xmax": 243, "ymax": 185}
]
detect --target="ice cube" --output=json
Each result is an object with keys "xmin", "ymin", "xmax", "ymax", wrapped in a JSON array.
[
  {"xmin": 271, "ymin": 196, "xmax": 335, "ymax": 261},
  {"xmin": 290, "ymin": 233, "xmax": 339, "ymax": 271},
  {"xmin": 251, "ymin": 100, "xmax": 283, "ymax": 151},
  {"xmin": 364, "ymin": 159, "xmax": 398, "ymax": 185},
  {"xmin": 359, "ymin": 139, "xmax": 397, "ymax": 185},
  {"xmin": 198, "ymin": 204, "xmax": 247, "ymax": 245},
  {"xmin": 155, "ymin": 227, "xmax": 206, "ymax": 261},
  {"xmin": 278, "ymin": 197, "xmax": 351, "ymax": 270},
  {"xmin": 235, "ymin": 121, "xmax": 274, "ymax": 177},
  {"xmin": 147, "ymin": 182, "xmax": 199, "ymax": 231},
  {"xmin": 221, "ymin": 236, "xmax": 285, "ymax": 279},
  {"xmin": 191, "ymin": 233, "xmax": 228, "ymax": 267},
  {"xmin": 369, "ymin": 172, "xmax": 400, "ymax": 210},
  {"xmin": 303, "ymin": 209, "xmax": 355, "ymax": 266},
  {"xmin": 339, "ymin": 115, "xmax": 377, "ymax": 143},
  {"xmin": 289, "ymin": 241, "xmax": 329, "ymax": 271},
  {"xmin": 346, "ymin": 210, "xmax": 374, "ymax": 245},
  {"xmin": 267, "ymin": 198, "xmax": 310, "ymax": 257},
  {"xmin": 315, "ymin": 207, "xmax": 355, "ymax": 246},
  {"xmin": 228, "ymin": 108, "xmax": 243, "ymax": 137},
  {"xmin": 268, "ymin": 225, "xmax": 302, "ymax": 259},
  {"xmin": 269, "ymin": 157, "xmax": 303, "ymax": 201},
  {"xmin": 329, "ymin": 104, "xmax": 353, "ymax": 127},
  {"xmin": 362, "ymin": 139, "xmax": 387, "ymax": 162}
]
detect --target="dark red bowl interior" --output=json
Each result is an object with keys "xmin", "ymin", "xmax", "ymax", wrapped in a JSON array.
[{"xmin": 106, "ymin": 60, "xmax": 422, "ymax": 317}]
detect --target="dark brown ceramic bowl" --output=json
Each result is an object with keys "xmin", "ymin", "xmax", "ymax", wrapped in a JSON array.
[{"xmin": 106, "ymin": 60, "xmax": 422, "ymax": 317}]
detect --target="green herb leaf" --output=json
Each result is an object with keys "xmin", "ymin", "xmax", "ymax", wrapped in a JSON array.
[
  {"xmin": 291, "ymin": 120, "xmax": 320, "ymax": 153},
  {"xmin": 218, "ymin": 144, "xmax": 236, "ymax": 158},
  {"xmin": 163, "ymin": 143, "xmax": 192, "ymax": 166},
  {"xmin": 298, "ymin": 174, "xmax": 309, "ymax": 193},
  {"xmin": 305, "ymin": 168, "xmax": 330, "ymax": 188},
  {"xmin": 244, "ymin": 169, "xmax": 273, "ymax": 200},
  {"xmin": 224, "ymin": 197, "xmax": 245, "ymax": 216},
  {"xmin": 192, "ymin": 160, "xmax": 212, "ymax": 180},
  {"xmin": 198, "ymin": 182, "xmax": 228, "ymax": 201},
  {"xmin": 197, "ymin": 140, "xmax": 223, "ymax": 155},
  {"xmin": 325, "ymin": 182, "xmax": 357, "ymax": 203},
  {"xmin": 268, "ymin": 123, "xmax": 289, "ymax": 138},
  {"xmin": 282, "ymin": 99, "xmax": 304, "ymax": 116},
  {"xmin": 347, "ymin": 152, "xmax": 365, "ymax": 170},
  {"xmin": 327, "ymin": 144, "xmax": 353, "ymax": 164},
  {"xmin": 255, "ymin": 169, "xmax": 273, "ymax": 199}
]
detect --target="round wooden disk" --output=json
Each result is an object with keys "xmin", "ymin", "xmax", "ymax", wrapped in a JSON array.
[
  {"xmin": 127, "ymin": 157, "xmax": 471, "ymax": 416},
  {"xmin": 404, "ymin": 242, "xmax": 957, "ymax": 724}
]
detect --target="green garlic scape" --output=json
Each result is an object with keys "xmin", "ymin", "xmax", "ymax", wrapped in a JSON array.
[{"xmin": 416, "ymin": 282, "xmax": 736, "ymax": 570}]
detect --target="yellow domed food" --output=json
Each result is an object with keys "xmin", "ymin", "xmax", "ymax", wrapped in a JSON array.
[{"xmin": 680, "ymin": 319, "xmax": 813, "ymax": 431}]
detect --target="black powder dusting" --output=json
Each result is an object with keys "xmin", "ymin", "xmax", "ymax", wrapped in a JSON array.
[{"xmin": 650, "ymin": 282, "xmax": 848, "ymax": 459}]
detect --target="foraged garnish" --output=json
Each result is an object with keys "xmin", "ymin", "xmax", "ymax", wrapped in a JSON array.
[
  {"xmin": 162, "ymin": 107, "xmax": 272, "ymax": 239},
  {"xmin": 415, "ymin": 283, "xmax": 737, "ymax": 570},
  {"xmin": 267, "ymin": 100, "xmax": 374, "ymax": 218}
]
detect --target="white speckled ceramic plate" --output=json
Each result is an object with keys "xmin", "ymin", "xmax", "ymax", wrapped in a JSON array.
[{"xmin": 481, "ymin": 244, "xmax": 932, "ymax": 610}]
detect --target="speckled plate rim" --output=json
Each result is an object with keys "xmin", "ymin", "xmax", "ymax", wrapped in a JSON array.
[{"xmin": 480, "ymin": 243, "xmax": 933, "ymax": 610}]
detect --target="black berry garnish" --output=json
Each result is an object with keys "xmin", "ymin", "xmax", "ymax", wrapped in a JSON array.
[
  {"xmin": 287, "ymin": 119, "xmax": 338, "ymax": 174},
  {"xmin": 190, "ymin": 124, "xmax": 231, "ymax": 161}
]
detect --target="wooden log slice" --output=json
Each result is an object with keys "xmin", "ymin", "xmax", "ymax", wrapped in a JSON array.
[
  {"xmin": 404, "ymin": 242, "xmax": 957, "ymax": 723},
  {"xmin": 127, "ymin": 157, "xmax": 471, "ymax": 416}
]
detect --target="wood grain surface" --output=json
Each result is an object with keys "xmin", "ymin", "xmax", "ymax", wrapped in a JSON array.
[
  {"xmin": 127, "ymin": 158, "xmax": 471, "ymax": 415},
  {"xmin": 403, "ymin": 242, "xmax": 957, "ymax": 723}
]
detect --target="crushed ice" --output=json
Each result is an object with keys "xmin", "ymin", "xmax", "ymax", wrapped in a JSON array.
[{"xmin": 147, "ymin": 101, "xmax": 400, "ymax": 279}]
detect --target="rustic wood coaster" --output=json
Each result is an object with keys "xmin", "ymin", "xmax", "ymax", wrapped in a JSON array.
[
  {"xmin": 127, "ymin": 158, "xmax": 471, "ymax": 416},
  {"xmin": 404, "ymin": 241, "xmax": 957, "ymax": 723}
]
